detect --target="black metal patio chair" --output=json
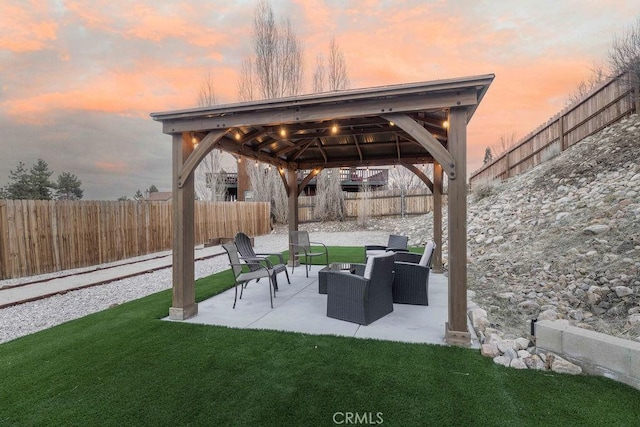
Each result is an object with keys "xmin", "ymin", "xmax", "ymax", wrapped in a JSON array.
[
  {"xmin": 289, "ymin": 231, "xmax": 329, "ymax": 277},
  {"xmin": 234, "ymin": 232, "xmax": 290, "ymax": 290},
  {"xmin": 222, "ymin": 242, "xmax": 275, "ymax": 308}
]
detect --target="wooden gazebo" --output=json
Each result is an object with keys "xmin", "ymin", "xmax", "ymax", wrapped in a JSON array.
[{"xmin": 151, "ymin": 74, "xmax": 494, "ymax": 346}]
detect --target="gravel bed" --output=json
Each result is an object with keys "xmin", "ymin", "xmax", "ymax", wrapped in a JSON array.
[{"xmin": 0, "ymin": 229, "xmax": 390, "ymax": 344}]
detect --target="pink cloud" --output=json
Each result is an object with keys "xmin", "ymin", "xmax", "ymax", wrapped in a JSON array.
[
  {"xmin": 95, "ymin": 161, "xmax": 128, "ymax": 172},
  {"xmin": 0, "ymin": 2, "xmax": 58, "ymax": 52}
]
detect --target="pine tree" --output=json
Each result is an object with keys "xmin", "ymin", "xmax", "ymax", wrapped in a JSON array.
[
  {"xmin": 55, "ymin": 172, "xmax": 83, "ymax": 200},
  {"xmin": 29, "ymin": 159, "xmax": 55, "ymax": 200},
  {"xmin": 5, "ymin": 162, "xmax": 32, "ymax": 199},
  {"xmin": 314, "ymin": 168, "xmax": 345, "ymax": 221},
  {"xmin": 483, "ymin": 147, "xmax": 493, "ymax": 165}
]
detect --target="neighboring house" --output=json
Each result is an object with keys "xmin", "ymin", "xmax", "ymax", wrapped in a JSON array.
[
  {"xmin": 214, "ymin": 166, "xmax": 389, "ymax": 199},
  {"xmin": 145, "ymin": 191, "xmax": 172, "ymax": 201}
]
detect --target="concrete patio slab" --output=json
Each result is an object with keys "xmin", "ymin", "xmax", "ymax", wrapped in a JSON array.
[{"xmin": 169, "ymin": 265, "xmax": 479, "ymax": 347}]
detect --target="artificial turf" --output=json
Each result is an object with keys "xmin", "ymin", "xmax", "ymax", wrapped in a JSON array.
[{"xmin": 1, "ymin": 247, "xmax": 639, "ymax": 426}]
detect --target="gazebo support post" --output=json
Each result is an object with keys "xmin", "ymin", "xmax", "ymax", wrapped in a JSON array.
[
  {"xmin": 169, "ymin": 132, "xmax": 197, "ymax": 320},
  {"xmin": 287, "ymin": 168, "xmax": 299, "ymax": 267},
  {"xmin": 445, "ymin": 108, "xmax": 470, "ymax": 346},
  {"xmin": 432, "ymin": 162, "xmax": 443, "ymax": 273}
]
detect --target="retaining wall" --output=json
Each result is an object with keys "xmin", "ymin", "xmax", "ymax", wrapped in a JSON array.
[{"xmin": 535, "ymin": 319, "xmax": 640, "ymax": 390}]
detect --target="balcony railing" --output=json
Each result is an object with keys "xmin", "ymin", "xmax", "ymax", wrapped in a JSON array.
[{"xmin": 214, "ymin": 167, "xmax": 388, "ymax": 190}]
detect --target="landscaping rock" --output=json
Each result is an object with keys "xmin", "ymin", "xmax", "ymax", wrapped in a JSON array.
[
  {"xmin": 551, "ymin": 355, "xmax": 583, "ymax": 375},
  {"xmin": 510, "ymin": 358, "xmax": 528, "ymax": 369},
  {"xmin": 583, "ymin": 225, "xmax": 610, "ymax": 235},
  {"xmin": 481, "ymin": 343, "xmax": 500, "ymax": 358},
  {"xmin": 524, "ymin": 355, "xmax": 546, "ymax": 370},
  {"xmin": 493, "ymin": 355, "xmax": 511, "ymax": 367}
]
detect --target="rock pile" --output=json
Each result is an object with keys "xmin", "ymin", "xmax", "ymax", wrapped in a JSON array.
[{"xmin": 465, "ymin": 114, "xmax": 640, "ymax": 344}]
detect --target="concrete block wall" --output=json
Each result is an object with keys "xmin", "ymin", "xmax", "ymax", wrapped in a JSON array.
[{"xmin": 535, "ymin": 319, "xmax": 640, "ymax": 390}]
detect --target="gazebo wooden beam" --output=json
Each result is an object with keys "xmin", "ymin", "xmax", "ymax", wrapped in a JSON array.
[
  {"xmin": 161, "ymin": 89, "xmax": 478, "ymax": 134},
  {"xmin": 178, "ymin": 130, "xmax": 228, "ymax": 188},
  {"xmin": 169, "ymin": 132, "xmax": 197, "ymax": 320},
  {"xmin": 432, "ymin": 162, "xmax": 444, "ymax": 273},
  {"xmin": 445, "ymin": 107, "xmax": 470, "ymax": 346},
  {"xmin": 296, "ymin": 156, "xmax": 432, "ymax": 170},
  {"xmin": 382, "ymin": 113, "xmax": 456, "ymax": 179},
  {"xmin": 298, "ymin": 168, "xmax": 322, "ymax": 195},
  {"xmin": 401, "ymin": 163, "xmax": 434, "ymax": 193}
]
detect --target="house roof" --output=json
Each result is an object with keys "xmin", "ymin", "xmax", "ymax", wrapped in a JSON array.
[{"xmin": 146, "ymin": 191, "xmax": 172, "ymax": 201}]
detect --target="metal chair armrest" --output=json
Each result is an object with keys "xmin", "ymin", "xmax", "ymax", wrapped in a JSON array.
[{"xmin": 255, "ymin": 252, "xmax": 286, "ymax": 265}]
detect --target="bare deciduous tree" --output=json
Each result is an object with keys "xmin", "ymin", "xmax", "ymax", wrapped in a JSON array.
[
  {"xmin": 313, "ymin": 37, "xmax": 349, "ymax": 92},
  {"xmin": 388, "ymin": 164, "xmax": 433, "ymax": 217},
  {"xmin": 194, "ymin": 73, "xmax": 227, "ymax": 201},
  {"xmin": 327, "ymin": 37, "xmax": 349, "ymax": 91},
  {"xmin": 314, "ymin": 168, "xmax": 345, "ymax": 221},
  {"xmin": 357, "ymin": 181, "xmax": 371, "ymax": 227},
  {"xmin": 237, "ymin": 57, "xmax": 255, "ymax": 102},
  {"xmin": 247, "ymin": 163, "xmax": 288, "ymax": 223},
  {"xmin": 236, "ymin": 0, "xmax": 305, "ymax": 222},
  {"xmin": 240, "ymin": 0, "xmax": 304, "ymax": 100},
  {"xmin": 566, "ymin": 63, "xmax": 608, "ymax": 106},
  {"xmin": 608, "ymin": 17, "xmax": 640, "ymax": 83},
  {"xmin": 312, "ymin": 53, "xmax": 326, "ymax": 93},
  {"xmin": 197, "ymin": 72, "xmax": 218, "ymax": 107},
  {"xmin": 491, "ymin": 131, "xmax": 518, "ymax": 157}
]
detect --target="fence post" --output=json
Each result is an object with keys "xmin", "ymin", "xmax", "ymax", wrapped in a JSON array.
[
  {"xmin": 0, "ymin": 201, "xmax": 7, "ymax": 279},
  {"xmin": 559, "ymin": 115, "xmax": 567, "ymax": 151}
]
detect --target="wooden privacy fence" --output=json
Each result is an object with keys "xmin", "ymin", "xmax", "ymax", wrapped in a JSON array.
[
  {"xmin": 470, "ymin": 71, "xmax": 639, "ymax": 185},
  {"xmin": 0, "ymin": 200, "xmax": 270, "ymax": 280},
  {"xmin": 298, "ymin": 189, "xmax": 443, "ymax": 222}
]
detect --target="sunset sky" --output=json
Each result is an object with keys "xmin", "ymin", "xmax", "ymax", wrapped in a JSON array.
[{"xmin": 1, "ymin": 0, "xmax": 638, "ymax": 199}]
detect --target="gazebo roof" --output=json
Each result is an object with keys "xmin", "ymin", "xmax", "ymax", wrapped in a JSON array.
[{"xmin": 151, "ymin": 74, "xmax": 494, "ymax": 172}]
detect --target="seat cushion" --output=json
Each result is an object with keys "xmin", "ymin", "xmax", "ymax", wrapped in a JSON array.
[
  {"xmin": 363, "ymin": 255, "xmax": 376, "ymax": 279},
  {"xmin": 419, "ymin": 241, "xmax": 435, "ymax": 267},
  {"xmin": 366, "ymin": 249, "xmax": 387, "ymax": 258}
]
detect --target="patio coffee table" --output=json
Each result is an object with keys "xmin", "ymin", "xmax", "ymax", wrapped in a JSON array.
[{"xmin": 318, "ymin": 263, "xmax": 357, "ymax": 294}]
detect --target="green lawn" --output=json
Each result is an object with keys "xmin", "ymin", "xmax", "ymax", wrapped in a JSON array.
[{"xmin": 1, "ymin": 247, "xmax": 639, "ymax": 426}]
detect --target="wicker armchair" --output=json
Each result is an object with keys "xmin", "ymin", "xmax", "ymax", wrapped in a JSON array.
[
  {"xmin": 365, "ymin": 234, "xmax": 408, "ymax": 260},
  {"xmin": 222, "ymin": 242, "xmax": 275, "ymax": 308},
  {"xmin": 289, "ymin": 231, "xmax": 329, "ymax": 277},
  {"xmin": 392, "ymin": 241, "xmax": 435, "ymax": 305},
  {"xmin": 326, "ymin": 252, "xmax": 395, "ymax": 325},
  {"xmin": 234, "ymin": 232, "xmax": 290, "ymax": 290}
]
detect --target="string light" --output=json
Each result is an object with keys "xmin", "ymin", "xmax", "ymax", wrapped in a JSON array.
[
  {"xmin": 443, "ymin": 120, "xmax": 449, "ymax": 129},
  {"xmin": 235, "ymin": 132, "xmax": 241, "ymax": 140},
  {"xmin": 280, "ymin": 128, "xmax": 287, "ymax": 138},
  {"xmin": 331, "ymin": 124, "xmax": 338, "ymax": 134}
]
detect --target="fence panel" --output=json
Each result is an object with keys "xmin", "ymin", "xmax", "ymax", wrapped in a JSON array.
[
  {"xmin": 299, "ymin": 189, "xmax": 441, "ymax": 222},
  {"xmin": 471, "ymin": 71, "xmax": 637, "ymax": 185},
  {"xmin": 0, "ymin": 200, "xmax": 270, "ymax": 280}
]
